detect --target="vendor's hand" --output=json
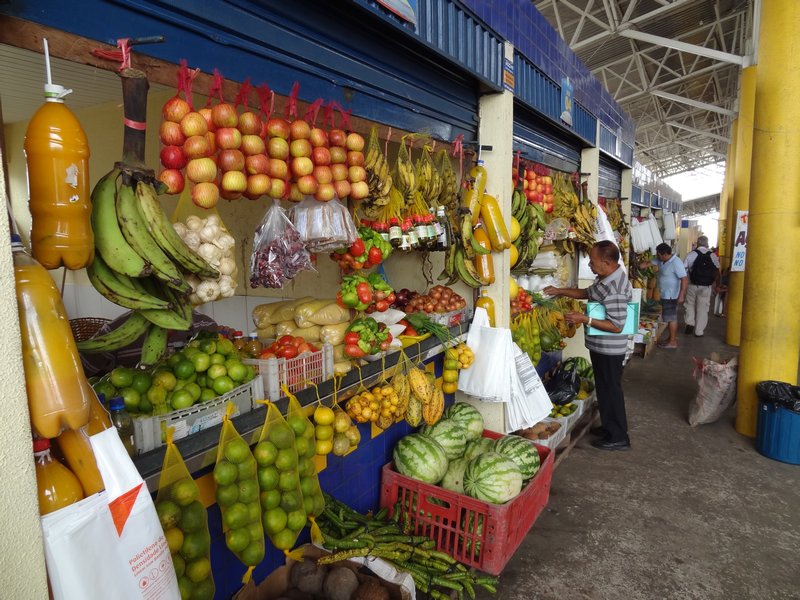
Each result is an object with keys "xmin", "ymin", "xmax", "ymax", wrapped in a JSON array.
[
  {"xmin": 564, "ymin": 311, "xmax": 585, "ymax": 324},
  {"xmin": 678, "ymin": 295, "xmax": 685, "ymax": 304},
  {"xmin": 543, "ymin": 286, "xmax": 560, "ymax": 297}
]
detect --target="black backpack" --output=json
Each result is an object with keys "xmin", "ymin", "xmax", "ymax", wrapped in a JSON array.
[{"xmin": 689, "ymin": 251, "xmax": 718, "ymax": 285}]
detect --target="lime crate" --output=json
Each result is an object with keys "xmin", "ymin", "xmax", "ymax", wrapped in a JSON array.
[
  {"xmin": 244, "ymin": 343, "xmax": 333, "ymax": 401},
  {"xmin": 132, "ymin": 376, "xmax": 263, "ymax": 454},
  {"xmin": 380, "ymin": 430, "xmax": 554, "ymax": 575}
]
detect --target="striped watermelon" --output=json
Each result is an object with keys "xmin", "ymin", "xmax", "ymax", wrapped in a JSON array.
[
  {"xmin": 463, "ymin": 437, "xmax": 494, "ymax": 461},
  {"xmin": 443, "ymin": 403, "xmax": 484, "ymax": 441},
  {"xmin": 463, "ymin": 452, "xmax": 522, "ymax": 504},
  {"xmin": 440, "ymin": 457, "xmax": 469, "ymax": 494},
  {"xmin": 493, "ymin": 435, "xmax": 541, "ymax": 481},
  {"xmin": 420, "ymin": 420, "xmax": 468, "ymax": 460},
  {"xmin": 393, "ymin": 434, "xmax": 448, "ymax": 484}
]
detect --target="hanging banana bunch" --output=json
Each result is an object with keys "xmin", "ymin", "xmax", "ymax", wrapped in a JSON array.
[
  {"xmin": 394, "ymin": 134, "xmax": 417, "ymax": 206},
  {"xmin": 364, "ymin": 126, "xmax": 393, "ymax": 218}
]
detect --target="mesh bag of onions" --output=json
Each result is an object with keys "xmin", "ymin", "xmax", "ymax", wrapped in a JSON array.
[{"xmin": 250, "ymin": 200, "xmax": 315, "ymax": 288}]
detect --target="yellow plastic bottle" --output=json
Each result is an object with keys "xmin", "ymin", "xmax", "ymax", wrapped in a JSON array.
[
  {"xmin": 24, "ymin": 83, "xmax": 93, "ymax": 270},
  {"xmin": 462, "ymin": 160, "xmax": 487, "ymax": 221},
  {"xmin": 33, "ymin": 438, "xmax": 85, "ymax": 515},
  {"xmin": 55, "ymin": 395, "xmax": 111, "ymax": 496},
  {"xmin": 475, "ymin": 291, "xmax": 496, "ymax": 327},
  {"xmin": 13, "ymin": 235, "xmax": 92, "ymax": 438}
]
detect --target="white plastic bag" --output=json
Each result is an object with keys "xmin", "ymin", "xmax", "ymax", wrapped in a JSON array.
[
  {"xmin": 458, "ymin": 307, "xmax": 514, "ymax": 402},
  {"xmin": 42, "ymin": 428, "xmax": 180, "ymax": 600},
  {"xmin": 688, "ymin": 355, "xmax": 738, "ymax": 426},
  {"xmin": 506, "ymin": 343, "xmax": 553, "ymax": 432}
]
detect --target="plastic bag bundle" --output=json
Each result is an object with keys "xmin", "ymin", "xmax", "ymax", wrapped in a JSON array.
[
  {"xmin": 688, "ymin": 355, "xmax": 738, "ymax": 426},
  {"xmin": 213, "ymin": 404, "xmax": 264, "ymax": 581},
  {"xmin": 290, "ymin": 197, "xmax": 358, "ymax": 253},
  {"xmin": 155, "ymin": 429, "xmax": 215, "ymax": 599},
  {"xmin": 250, "ymin": 201, "xmax": 314, "ymax": 289},
  {"xmin": 253, "ymin": 402, "xmax": 307, "ymax": 554},
  {"xmin": 252, "ymin": 297, "xmax": 315, "ymax": 329}
]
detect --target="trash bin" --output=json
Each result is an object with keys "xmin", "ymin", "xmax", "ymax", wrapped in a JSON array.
[{"xmin": 756, "ymin": 381, "xmax": 800, "ymax": 465}]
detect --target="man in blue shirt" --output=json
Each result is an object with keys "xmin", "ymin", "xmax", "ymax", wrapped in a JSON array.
[{"xmin": 650, "ymin": 243, "xmax": 687, "ymax": 349}]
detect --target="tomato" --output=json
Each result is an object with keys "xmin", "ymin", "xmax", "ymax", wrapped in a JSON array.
[
  {"xmin": 350, "ymin": 238, "xmax": 366, "ymax": 257},
  {"xmin": 403, "ymin": 326, "xmax": 418, "ymax": 336},
  {"xmin": 375, "ymin": 300, "xmax": 389, "ymax": 312},
  {"xmin": 379, "ymin": 340, "xmax": 390, "ymax": 351},
  {"xmin": 344, "ymin": 332, "xmax": 360, "ymax": 345},
  {"xmin": 344, "ymin": 344, "xmax": 366, "ymax": 358},
  {"xmin": 293, "ymin": 336, "xmax": 305, "ymax": 347},
  {"xmin": 259, "ymin": 351, "xmax": 277, "ymax": 359},
  {"xmin": 385, "ymin": 292, "xmax": 396, "ymax": 305},
  {"xmin": 297, "ymin": 342, "xmax": 313, "ymax": 354},
  {"xmin": 368, "ymin": 246, "xmax": 382, "ymax": 264},
  {"xmin": 358, "ymin": 289, "xmax": 373, "ymax": 304},
  {"xmin": 278, "ymin": 335, "xmax": 295, "ymax": 346},
  {"xmin": 277, "ymin": 345, "xmax": 298, "ymax": 359}
]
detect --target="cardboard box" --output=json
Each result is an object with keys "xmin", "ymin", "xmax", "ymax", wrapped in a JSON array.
[{"xmin": 233, "ymin": 545, "xmax": 413, "ymax": 600}]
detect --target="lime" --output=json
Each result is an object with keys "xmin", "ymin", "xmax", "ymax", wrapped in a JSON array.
[
  {"xmin": 238, "ymin": 479, "xmax": 259, "ymax": 504},
  {"xmin": 199, "ymin": 340, "xmax": 217, "ymax": 355},
  {"xmin": 196, "ymin": 374, "xmax": 207, "ymax": 388},
  {"xmin": 444, "ymin": 359, "xmax": 460, "ymax": 371},
  {"xmin": 260, "ymin": 489, "xmax": 281, "ymax": 511},
  {"xmin": 156, "ymin": 500, "xmax": 181, "ymax": 529},
  {"xmin": 303, "ymin": 439, "xmax": 316, "ymax": 459},
  {"xmin": 146, "ymin": 384, "xmax": 168, "ymax": 406},
  {"xmin": 227, "ymin": 362, "xmax": 248, "ymax": 383},
  {"xmin": 248, "ymin": 521, "xmax": 263, "ymax": 543},
  {"xmin": 269, "ymin": 424, "xmax": 295, "ymax": 449},
  {"xmin": 209, "ymin": 353, "xmax": 226, "ymax": 366},
  {"xmin": 253, "ymin": 441, "xmax": 278, "ymax": 466},
  {"xmin": 153, "ymin": 371, "xmax": 177, "ymax": 392},
  {"xmin": 200, "ymin": 388, "xmax": 216, "ymax": 402},
  {"xmin": 303, "ymin": 496, "xmax": 315, "ymax": 516},
  {"xmin": 244, "ymin": 365, "xmax": 256, "ymax": 382},
  {"xmin": 240, "ymin": 540, "xmax": 264, "ymax": 566},
  {"xmin": 225, "ymin": 527, "xmax": 250, "ymax": 553},
  {"xmin": 192, "ymin": 578, "xmax": 215, "ymax": 600},
  {"xmin": 216, "ymin": 483, "xmax": 239, "ymax": 507},
  {"xmin": 262, "ymin": 507, "xmax": 287, "ymax": 535},
  {"xmin": 287, "ymin": 509, "xmax": 306, "ymax": 532},
  {"xmin": 174, "ymin": 360, "xmax": 196, "ymax": 380},
  {"xmin": 224, "ymin": 439, "xmax": 251, "ymax": 464},
  {"xmin": 271, "ymin": 528, "xmax": 296, "ymax": 550},
  {"xmin": 216, "ymin": 338, "xmax": 235, "ymax": 357},
  {"xmin": 314, "ymin": 424, "xmax": 333, "ymax": 441},
  {"xmin": 275, "ymin": 448, "xmax": 297, "ymax": 472},
  {"xmin": 118, "ymin": 387, "xmax": 140, "ymax": 413},
  {"xmin": 172, "ymin": 478, "xmax": 199, "ymax": 506},
  {"xmin": 257, "ymin": 466, "xmax": 279, "ymax": 491},
  {"xmin": 299, "ymin": 476, "xmax": 316, "ymax": 497},
  {"xmin": 294, "ymin": 437, "xmax": 310, "ymax": 458},
  {"xmin": 177, "ymin": 501, "xmax": 205, "ymax": 533},
  {"xmin": 191, "ymin": 352, "xmax": 211, "ymax": 373},
  {"xmin": 168, "ymin": 352, "xmax": 186, "ymax": 367},
  {"xmin": 288, "ymin": 415, "xmax": 307, "ymax": 437},
  {"xmin": 185, "ymin": 557, "xmax": 211, "ymax": 583},
  {"xmin": 110, "ymin": 367, "xmax": 134, "ymax": 389},
  {"xmin": 214, "ymin": 461, "xmax": 238, "ymax": 486},
  {"xmin": 298, "ymin": 458, "xmax": 316, "ymax": 478},
  {"xmin": 181, "ymin": 530, "xmax": 211, "ymax": 560},
  {"xmin": 171, "ymin": 389, "xmax": 194, "ymax": 410},
  {"xmin": 280, "ymin": 490, "xmax": 302, "ymax": 512},
  {"xmin": 165, "ymin": 527, "xmax": 184, "ymax": 553},
  {"xmin": 185, "ymin": 382, "xmax": 202, "ymax": 402},
  {"xmin": 312, "ymin": 495, "xmax": 325, "ymax": 517},
  {"xmin": 314, "ymin": 405, "xmax": 335, "ymax": 426},
  {"xmin": 174, "ymin": 379, "xmax": 187, "ymax": 391},
  {"xmin": 212, "ymin": 376, "xmax": 235, "ymax": 395},
  {"xmin": 138, "ymin": 398, "xmax": 153, "ymax": 414},
  {"xmin": 178, "ymin": 575, "xmax": 194, "ymax": 600},
  {"xmin": 172, "ymin": 554, "xmax": 186, "ymax": 578},
  {"xmin": 223, "ymin": 502, "xmax": 249, "ymax": 529},
  {"xmin": 278, "ymin": 470, "xmax": 299, "ymax": 492},
  {"xmin": 93, "ymin": 381, "xmax": 117, "ymax": 402},
  {"xmin": 207, "ymin": 364, "xmax": 227, "ymax": 380},
  {"xmin": 131, "ymin": 372, "xmax": 153, "ymax": 395},
  {"xmin": 247, "ymin": 500, "xmax": 261, "ymax": 524}
]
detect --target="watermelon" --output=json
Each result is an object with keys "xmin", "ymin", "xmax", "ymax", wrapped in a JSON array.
[
  {"xmin": 443, "ymin": 403, "xmax": 484, "ymax": 441},
  {"xmin": 493, "ymin": 435, "xmax": 541, "ymax": 481},
  {"xmin": 393, "ymin": 434, "xmax": 448, "ymax": 484},
  {"xmin": 463, "ymin": 437, "xmax": 494, "ymax": 461},
  {"xmin": 421, "ymin": 420, "xmax": 468, "ymax": 460},
  {"xmin": 463, "ymin": 452, "xmax": 522, "ymax": 504},
  {"xmin": 440, "ymin": 457, "xmax": 469, "ymax": 494}
]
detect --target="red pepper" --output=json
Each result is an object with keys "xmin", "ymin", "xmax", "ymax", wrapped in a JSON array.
[
  {"xmin": 350, "ymin": 238, "xmax": 366, "ymax": 257},
  {"xmin": 367, "ymin": 246, "xmax": 382, "ymax": 264},
  {"xmin": 385, "ymin": 292, "xmax": 396, "ymax": 305},
  {"xmin": 403, "ymin": 326, "xmax": 418, "ymax": 336},
  {"xmin": 343, "ymin": 332, "xmax": 361, "ymax": 345},
  {"xmin": 344, "ymin": 344, "xmax": 366, "ymax": 358}
]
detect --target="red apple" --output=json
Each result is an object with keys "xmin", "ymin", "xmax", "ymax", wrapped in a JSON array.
[
  {"xmin": 160, "ymin": 145, "xmax": 187, "ymax": 170},
  {"xmin": 329, "ymin": 129, "xmax": 347, "ymax": 147},
  {"xmin": 184, "ymin": 135, "xmax": 210, "ymax": 159},
  {"xmin": 544, "ymin": 184, "xmax": 552, "ymax": 194},
  {"xmin": 315, "ymin": 182, "xmax": 336, "ymax": 202},
  {"xmin": 313, "ymin": 165, "xmax": 333, "ymax": 184},
  {"xmin": 346, "ymin": 151, "xmax": 365, "ymax": 167},
  {"xmin": 246, "ymin": 174, "xmax": 271, "ymax": 198},
  {"xmin": 220, "ymin": 188, "xmax": 242, "ymax": 201},
  {"xmin": 296, "ymin": 175, "xmax": 319, "ymax": 195},
  {"xmin": 346, "ymin": 133, "xmax": 365, "ymax": 151},
  {"xmin": 218, "ymin": 149, "xmax": 246, "ymax": 172},
  {"xmin": 329, "ymin": 146, "xmax": 347, "ymax": 164},
  {"xmin": 348, "ymin": 165, "xmax": 367, "ymax": 183},
  {"xmin": 269, "ymin": 178, "xmax": 287, "ymax": 199},
  {"xmin": 221, "ymin": 170, "xmax": 247, "ymax": 193},
  {"xmin": 162, "ymin": 96, "xmax": 191, "ymax": 123},
  {"xmin": 291, "ymin": 156, "xmax": 314, "ymax": 177},
  {"xmin": 536, "ymin": 184, "xmax": 543, "ymax": 193},
  {"xmin": 311, "ymin": 146, "xmax": 331, "ymax": 166},
  {"xmin": 241, "ymin": 134, "xmax": 265, "ymax": 156},
  {"xmin": 192, "ymin": 182, "xmax": 220, "ymax": 208},
  {"xmin": 186, "ymin": 158, "xmax": 217, "ymax": 183},
  {"xmin": 289, "ymin": 119, "xmax": 311, "ymax": 140},
  {"xmin": 238, "ymin": 111, "xmax": 262, "ymax": 135},
  {"xmin": 290, "ymin": 139, "xmax": 312, "ymax": 158},
  {"xmin": 246, "ymin": 154, "xmax": 270, "ymax": 175},
  {"xmin": 180, "ymin": 112, "xmax": 208, "ymax": 137},
  {"xmin": 309, "ymin": 127, "xmax": 329, "ymax": 148},
  {"xmin": 331, "ymin": 163, "xmax": 349, "ymax": 181},
  {"xmin": 205, "ymin": 131, "xmax": 217, "ymax": 155},
  {"xmin": 288, "ymin": 183, "xmax": 304, "ymax": 202},
  {"xmin": 349, "ymin": 180, "xmax": 369, "ymax": 200},
  {"xmin": 216, "ymin": 127, "xmax": 242, "ymax": 150},
  {"xmin": 269, "ymin": 158, "xmax": 289, "ymax": 180},
  {"xmin": 158, "ymin": 169, "xmax": 185, "ymax": 194},
  {"xmin": 212, "ymin": 102, "xmax": 239, "ymax": 128},
  {"xmin": 160, "ymin": 121, "xmax": 185, "ymax": 146},
  {"xmin": 266, "ymin": 118, "xmax": 290, "ymax": 139},
  {"xmin": 267, "ymin": 137, "xmax": 290, "ymax": 160},
  {"xmin": 198, "ymin": 107, "xmax": 215, "ymax": 132},
  {"xmin": 333, "ymin": 179, "xmax": 351, "ymax": 199},
  {"xmin": 523, "ymin": 179, "xmax": 529, "ymax": 191}
]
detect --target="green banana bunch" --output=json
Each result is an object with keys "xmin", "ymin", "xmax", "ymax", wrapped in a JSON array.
[
  {"xmin": 86, "ymin": 255, "xmax": 170, "ymax": 311},
  {"xmin": 140, "ymin": 324, "xmax": 169, "ymax": 367},
  {"xmin": 76, "ymin": 312, "xmax": 151, "ymax": 353}
]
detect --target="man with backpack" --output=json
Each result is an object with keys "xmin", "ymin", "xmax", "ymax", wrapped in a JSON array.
[{"xmin": 683, "ymin": 236, "xmax": 720, "ymax": 337}]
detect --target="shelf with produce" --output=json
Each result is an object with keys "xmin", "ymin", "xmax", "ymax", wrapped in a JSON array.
[{"xmin": 133, "ymin": 321, "xmax": 469, "ymax": 491}]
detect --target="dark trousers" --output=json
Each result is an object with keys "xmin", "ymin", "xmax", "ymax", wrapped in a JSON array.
[{"xmin": 589, "ymin": 350, "xmax": 628, "ymax": 443}]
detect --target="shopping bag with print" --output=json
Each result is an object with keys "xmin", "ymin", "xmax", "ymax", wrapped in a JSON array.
[
  {"xmin": 155, "ymin": 428, "xmax": 215, "ymax": 600},
  {"xmin": 213, "ymin": 403, "xmax": 264, "ymax": 582}
]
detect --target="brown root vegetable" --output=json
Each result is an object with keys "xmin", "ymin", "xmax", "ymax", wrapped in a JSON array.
[
  {"xmin": 323, "ymin": 567, "xmax": 359, "ymax": 600},
  {"xmin": 353, "ymin": 578, "xmax": 390, "ymax": 600},
  {"xmin": 289, "ymin": 560, "xmax": 327, "ymax": 596}
]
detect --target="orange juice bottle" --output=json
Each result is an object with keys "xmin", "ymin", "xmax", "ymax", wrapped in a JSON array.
[
  {"xmin": 24, "ymin": 83, "xmax": 93, "ymax": 270},
  {"xmin": 55, "ymin": 395, "xmax": 111, "ymax": 496},
  {"xmin": 13, "ymin": 235, "xmax": 92, "ymax": 438},
  {"xmin": 33, "ymin": 438, "xmax": 85, "ymax": 515}
]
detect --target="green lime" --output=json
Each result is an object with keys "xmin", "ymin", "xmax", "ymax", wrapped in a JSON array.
[
  {"xmin": 224, "ymin": 439, "xmax": 251, "ymax": 464},
  {"xmin": 178, "ymin": 575, "xmax": 194, "ymax": 600},
  {"xmin": 303, "ymin": 496, "xmax": 315, "ymax": 516},
  {"xmin": 238, "ymin": 479, "xmax": 259, "ymax": 504},
  {"xmin": 238, "ymin": 458, "xmax": 257, "ymax": 480},
  {"xmin": 207, "ymin": 364, "xmax": 226, "ymax": 380},
  {"xmin": 93, "ymin": 381, "xmax": 117, "ymax": 402},
  {"xmin": 146, "ymin": 384, "xmax": 167, "ymax": 406},
  {"xmin": 253, "ymin": 441, "xmax": 278, "ymax": 467},
  {"xmin": 227, "ymin": 362, "xmax": 247, "ymax": 383},
  {"xmin": 216, "ymin": 338, "xmax": 235, "ymax": 357},
  {"xmin": 216, "ymin": 483, "xmax": 239, "ymax": 507},
  {"xmin": 177, "ymin": 501, "xmax": 205, "ymax": 533},
  {"xmin": 247, "ymin": 500, "xmax": 261, "ymax": 524},
  {"xmin": 287, "ymin": 509, "xmax": 307, "ymax": 532},
  {"xmin": 200, "ymin": 340, "xmax": 217, "ymax": 355},
  {"xmin": 171, "ymin": 389, "xmax": 194, "ymax": 410},
  {"xmin": 181, "ymin": 530, "xmax": 211, "ymax": 560},
  {"xmin": 172, "ymin": 554, "xmax": 186, "ymax": 578},
  {"xmin": 196, "ymin": 374, "xmax": 207, "ymax": 388},
  {"xmin": 199, "ymin": 388, "xmax": 216, "ymax": 402},
  {"xmin": 247, "ymin": 521, "xmax": 263, "ymax": 543},
  {"xmin": 174, "ymin": 360, "xmax": 196, "ymax": 380},
  {"xmin": 168, "ymin": 352, "xmax": 186, "ymax": 367},
  {"xmin": 271, "ymin": 528, "xmax": 296, "ymax": 551},
  {"xmin": 153, "ymin": 371, "xmax": 177, "ymax": 392},
  {"xmin": 257, "ymin": 466, "xmax": 279, "ymax": 491},
  {"xmin": 192, "ymin": 578, "xmax": 215, "ymax": 600},
  {"xmin": 119, "ymin": 387, "xmax": 140, "ymax": 413},
  {"xmin": 138, "ymin": 398, "xmax": 153, "ymax": 414},
  {"xmin": 262, "ymin": 507, "xmax": 287, "ymax": 535},
  {"xmin": 278, "ymin": 470, "xmax": 299, "ymax": 492},
  {"xmin": 240, "ymin": 540, "xmax": 264, "ymax": 566},
  {"xmin": 223, "ymin": 502, "xmax": 249, "ymax": 529},
  {"xmin": 184, "ymin": 382, "xmax": 202, "ymax": 402},
  {"xmin": 209, "ymin": 353, "xmax": 226, "ymax": 366},
  {"xmin": 280, "ymin": 490, "xmax": 302, "ymax": 512},
  {"xmin": 260, "ymin": 489, "xmax": 281, "ymax": 511},
  {"xmin": 287, "ymin": 415, "xmax": 307, "ymax": 437},
  {"xmin": 165, "ymin": 527, "xmax": 184, "ymax": 553},
  {"xmin": 172, "ymin": 478, "xmax": 199, "ymax": 506},
  {"xmin": 110, "ymin": 367, "xmax": 134, "ymax": 389},
  {"xmin": 213, "ymin": 461, "xmax": 238, "ymax": 486},
  {"xmin": 131, "ymin": 372, "xmax": 153, "ymax": 395},
  {"xmin": 269, "ymin": 424, "xmax": 295, "ymax": 449},
  {"xmin": 212, "ymin": 376, "xmax": 235, "ymax": 395},
  {"xmin": 191, "ymin": 352, "xmax": 211, "ymax": 373},
  {"xmin": 294, "ymin": 437, "xmax": 310, "ymax": 459},
  {"xmin": 156, "ymin": 500, "xmax": 181, "ymax": 529},
  {"xmin": 244, "ymin": 365, "xmax": 256, "ymax": 382},
  {"xmin": 312, "ymin": 494, "xmax": 325, "ymax": 517},
  {"xmin": 299, "ymin": 476, "xmax": 316, "ymax": 497},
  {"xmin": 275, "ymin": 448, "xmax": 297, "ymax": 472},
  {"xmin": 185, "ymin": 557, "xmax": 211, "ymax": 583},
  {"xmin": 225, "ymin": 527, "xmax": 250, "ymax": 553}
]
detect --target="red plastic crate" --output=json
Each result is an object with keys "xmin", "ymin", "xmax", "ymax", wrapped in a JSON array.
[{"xmin": 379, "ymin": 430, "xmax": 554, "ymax": 575}]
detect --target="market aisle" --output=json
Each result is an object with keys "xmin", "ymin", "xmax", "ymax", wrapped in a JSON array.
[{"xmin": 479, "ymin": 316, "xmax": 800, "ymax": 600}]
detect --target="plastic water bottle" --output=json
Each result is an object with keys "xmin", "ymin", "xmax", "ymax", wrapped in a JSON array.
[{"xmin": 109, "ymin": 397, "xmax": 135, "ymax": 457}]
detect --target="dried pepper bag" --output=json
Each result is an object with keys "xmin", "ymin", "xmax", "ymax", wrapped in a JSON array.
[
  {"xmin": 213, "ymin": 404, "xmax": 265, "ymax": 581},
  {"xmin": 155, "ymin": 429, "xmax": 215, "ymax": 600},
  {"xmin": 253, "ymin": 402, "xmax": 307, "ymax": 554}
]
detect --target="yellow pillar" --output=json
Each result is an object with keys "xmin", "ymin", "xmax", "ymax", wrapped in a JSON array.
[
  {"xmin": 725, "ymin": 68, "xmax": 757, "ymax": 346},
  {"xmin": 717, "ymin": 120, "xmax": 737, "ymax": 270},
  {"xmin": 736, "ymin": 0, "xmax": 800, "ymax": 437}
]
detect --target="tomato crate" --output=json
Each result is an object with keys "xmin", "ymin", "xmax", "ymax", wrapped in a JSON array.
[
  {"xmin": 132, "ymin": 376, "xmax": 263, "ymax": 454},
  {"xmin": 423, "ymin": 306, "xmax": 472, "ymax": 328},
  {"xmin": 243, "ymin": 343, "xmax": 333, "ymax": 402},
  {"xmin": 379, "ymin": 430, "xmax": 554, "ymax": 575}
]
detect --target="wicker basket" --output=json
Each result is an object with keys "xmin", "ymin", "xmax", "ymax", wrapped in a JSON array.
[{"xmin": 70, "ymin": 317, "xmax": 110, "ymax": 342}]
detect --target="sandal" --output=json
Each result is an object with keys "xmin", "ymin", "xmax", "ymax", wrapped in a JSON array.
[{"xmin": 657, "ymin": 342, "xmax": 678, "ymax": 349}]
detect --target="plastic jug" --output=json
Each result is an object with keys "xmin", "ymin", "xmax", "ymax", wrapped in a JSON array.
[
  {"xmin": 24, "ymin": 83, "xmax": 93, "ymax": 270},
  {"xmin": 13, "ymin": 235, "xmax": 92, "ymax": 438},
  {"xmin": 34, "ymin": 438, "xmax": 84, "ymax": 515}
]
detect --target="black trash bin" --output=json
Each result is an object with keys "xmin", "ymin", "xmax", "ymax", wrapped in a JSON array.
[{"xmin": 755, "ymin": 381, "xmax": 800, "ymax": 464}]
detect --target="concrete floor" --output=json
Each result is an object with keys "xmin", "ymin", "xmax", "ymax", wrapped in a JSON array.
[{"xmin": 479, "ymin": 315, "xmax": 800, "ymax": 600}]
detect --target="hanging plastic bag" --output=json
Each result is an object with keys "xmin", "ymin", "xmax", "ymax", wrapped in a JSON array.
[
  {"xmin": 253, "ymin": 401, "xmax": 307, "ymax": 556},
  {"xmin": 250, "ymin": 200, "xmax": 314, "ymax": 288},
  {"xmin": 155, "ymin": 429, "xmax": 215, "ymax": 599},
  {"xmin": 545, "ymin": 360, "xmax": 581, "ymax": 405},
  {"xmin": 42, "ymin": 428, "xmax": 181, "ymax": 600},
  {"xmin": 290, "ymin": 196, "xmax": 358, "ymax": 253},
  {"xmin": 457, "ymin": 307, "xmax": 515, "ymax": 402},
  {"xmin": 213, "ymin": 404, "xmax": 264, "ymax": 582}
]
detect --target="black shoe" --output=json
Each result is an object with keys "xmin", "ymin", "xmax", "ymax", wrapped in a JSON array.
[
  {"xmin": 684, "ymin": 325, "xmax": 694, "ymax": 334},
  {"xmin": 589, "ymin": 426, "xmax": 607, "ymax": 438},
  {"xmin": 694, "ymin": 334, "xmax": 704, "ymax": 338},
  {"xmin": 590, "ymin": 438, "xmax": 631, "ymax": 451}
]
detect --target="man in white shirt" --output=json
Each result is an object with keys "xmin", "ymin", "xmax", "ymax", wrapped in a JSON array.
[{"xmin": 683, "ymin": 236, "xmax": 720, "ymax": 337}]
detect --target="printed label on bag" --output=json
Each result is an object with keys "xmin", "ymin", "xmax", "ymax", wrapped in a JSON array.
[
  {"xmin": 190, "ymin": 406, "xmax": 240, "ymax": 434},
  {"xmin": 129, "ymin": 536, "xmax": 178, "ymax": 598}
]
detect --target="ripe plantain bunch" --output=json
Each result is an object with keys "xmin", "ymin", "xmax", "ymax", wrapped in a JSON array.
[
  {"xmin": 552, "ymin": 171, "xmax": 579, "ymax": 219},
  {"xmin": 414, "ymin": 143, "xmax": 442, "ymax": 208},
  {"xmin": 393, "ymin": 134, "xmax": 417, "ymax": 207},
  {"xmin": 363, "ymin": 126, "xmax": 393, "ymax": 219},
  {"xmin": 78, "ymin": 168, "xmax": 217, "ymax": 366},
  {"xmin": 511, "ymin": 188, "xmax": 546, "ymax": 272},
  {"xmin": 434, "ymin": 149, "xmax": 459, "ymax": 214}
]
